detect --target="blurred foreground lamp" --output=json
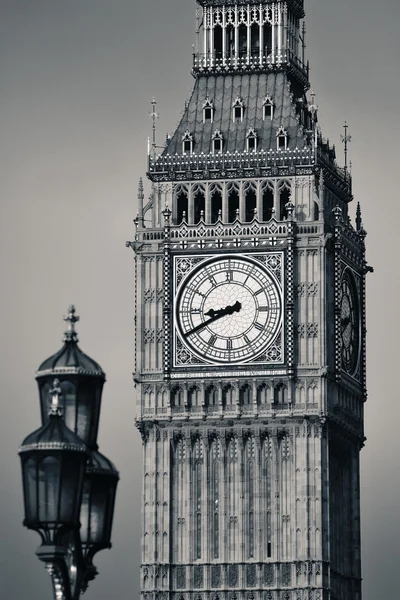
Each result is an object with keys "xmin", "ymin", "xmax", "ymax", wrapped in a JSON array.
[{"xmin": 19, "ymin": 307, "xmax": 119, "ymax": 600}]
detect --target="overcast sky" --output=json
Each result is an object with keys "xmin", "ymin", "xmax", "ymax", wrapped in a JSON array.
[{"xmin": 0, "ymin": 0, "xmax": 399, "ymax": 598}]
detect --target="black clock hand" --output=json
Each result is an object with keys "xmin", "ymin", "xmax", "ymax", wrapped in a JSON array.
[{"xmin": 184, "ymin": 301, "xmax": 241, "ymax": 337}]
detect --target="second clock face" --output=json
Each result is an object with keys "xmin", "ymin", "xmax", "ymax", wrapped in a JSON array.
[
  {"xmin": 340, "ymin": 269, "xmax": 360, "ymax": 375},
  {"xmin": 175, "ymin": 255, "xmax": 282, "ymax": 364}
]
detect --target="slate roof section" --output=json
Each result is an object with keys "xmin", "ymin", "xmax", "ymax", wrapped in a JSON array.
[{"xmin": 164, "ymin": 72, "xmax": 308, "ymax": 156}]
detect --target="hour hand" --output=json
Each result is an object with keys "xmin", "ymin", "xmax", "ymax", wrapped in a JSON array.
[{"xmin": 184, "ymin": 301, "xmax": 241, "ymax": 337}]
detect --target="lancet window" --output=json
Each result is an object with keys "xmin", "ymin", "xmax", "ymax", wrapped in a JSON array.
[
  {"xmin": 222, "ymin": 384, "xmax": 234, "ymax": 406},
  {"xmin": 246, "ymin": 128, "xmax": 258, "ymax": 152},
  {"xmin": 278, "ymin": 181, "xmax": 291, "ymax": 220},
  {"xmin": 203, "ymin": 98, "xmax": 214, "ymax": 123},
  {"xmin": 277, "ymin": 126, "xmax": 288, "ymax": 150},
  {"xmin": 172, "ymin": 386, "xmax": 184, "ymax": 407},
  {"xmin": 240, "ymin": 383, "xmax": 252, "ymax": 405},
  {"xmin": 182, "ymin": 129, "xmax": 193, "ymax": 154},
  {"xmin": 175, "ymin": 186, "xmax": 188, "ymax": 224},
  {"xmin": 263, "ymin": 96, "xmax": 274, "ymax": 120},
  {"xmin": 227, "ymin": 184, "xmax": 240, "ymax": 223},
  {"xmin": 262, "ymin": 182, "xmax": 274, "ymax": 221},
  {"xmin": 193, "ymin": 185, "xmax": 205, "ymax": 224},
  {"xmin": 244, "ymin": 182, "xmax": 257, "ymax": 222},
  {"xmin": 232, "ymin": 97, "xmax": 244, "ymax": 122},
  {"xmin": 210, "ymin": 185, "xmax": 222, "ymax": 223},
  {"xmin": 212, "ymin": 130, "xmax": 223, "ymax": 154},
  {"xmin": 188, "ymin": 386, "xmax": 201, "ymax": 407},
  {"xmin": 205, "ymin": 385, "xmax": 218, "ymax": 407}
]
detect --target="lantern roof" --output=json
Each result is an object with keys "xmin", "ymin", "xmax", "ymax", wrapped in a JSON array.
[
  {"xmin": 36, "ymin": 306, "xmax": 105, "ymax": 380},
  {"xmin": 86, "ymin": 448, "xmax": 119, "ymax": 479},
  {"xmin": 19, "ymin": 380, "xmax": 88, "ymax": 454}
]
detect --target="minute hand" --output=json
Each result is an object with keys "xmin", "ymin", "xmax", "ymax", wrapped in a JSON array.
[{"xmin": 184, "ymin": 301, "xmax": 241, "ymax": 337}]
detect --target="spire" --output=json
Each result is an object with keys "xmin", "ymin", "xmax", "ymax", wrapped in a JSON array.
[
  {"xmin": 149, "ymin": 98, "xmax": 159, "ymax": 156},
  {"xmin": 137, "ymin": 177, "xmax": 144, "ymax": 226},
  {"xmin": 340, "ymin": 121, "xmax": 352, "ymax": 180},
  {"xmin": 63, "ymin": 305, "xmax": 79, "ymax": 343}
]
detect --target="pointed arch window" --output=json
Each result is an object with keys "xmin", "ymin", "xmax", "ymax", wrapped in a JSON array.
[
  {"xmin": 263, "ymin": 96, "xmax": 274, "ymax": 120},
  {"xmin": 203, "ymin": 98, "xmax": 214, "ymax": 123},
  {"xmin": 182, "ymin": 129, "xmax": 193, "ymax": 154},
  {"xmin": 246, "ymin": 128, "xmax": 258, "ymax": 152},
  {"xmin": 277, "ymin": 126, "xmax": 288, "ymax": 150},
  {"xmin": 232, "ymin": 97, "xmax": 244, "ymax": 123},
  {"xmin": 212, "ymin": 129, "xmax": 223, "ymax": 154}
]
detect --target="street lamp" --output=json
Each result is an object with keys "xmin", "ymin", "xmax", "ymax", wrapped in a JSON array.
[{"xmin": 19, "ymin": 306, "xmax": 119, "ymax": 600}]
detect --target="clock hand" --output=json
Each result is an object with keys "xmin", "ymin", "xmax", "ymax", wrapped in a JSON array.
[{"xmin": 184, "ymin": 301, "xmax": 241, "ymax": 337}]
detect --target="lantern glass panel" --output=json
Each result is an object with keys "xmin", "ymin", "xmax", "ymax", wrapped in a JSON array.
[
  {"xmin": 60, "ymin": 381, "xmax": 77, "ymax": 433},
  {"xmin": 23, "ymin": 458, "xmax": 38, "ymax": 522},
  {"xmin": 40, "ymin": 383, "xmax": 52, "ymax": 423},
  {"xmin": 38, "ymin": 456, "xmax": 60, "ymax": 522},
  {"xmin": 59, "ymin": 456, "xmax": 83, "ymax": 522}
]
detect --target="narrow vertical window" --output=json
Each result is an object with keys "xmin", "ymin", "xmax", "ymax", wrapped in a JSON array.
[
  {"xmin": 210, "ymin": 188, "xmax": 222, "ymax": 223},
  {"xmin": 262, "ymin": 184, "xmax": 274, "ymax": 221},
  {"xmin": 211, "ymin": 440, "xmax": 220, "ymax": 559},
  {"xmin": 277, "ymin": 126, "xmax": 288, "ymax": 150},
  {"xmin": 182, "ymin": 129, "xmax": 193, "ymax": 154},
  {"xmin": 212, "ymin": 130, "xmax": 223, "ymax": 154},
  {"xmin": 244, "ymin": 186, "xmax": 257, "ymax": 222},
  {"xmin": 195, "ymin": 460, "xmax": 202, "ymax": 558},
  {"xmin": 228, "ymin": 186, "xmax": 239, "ymax": 222},
  {"xmin": 203, "ymin": 98, "xmax": 214, "ymax": 123},
  {"xmin": 246, "ymin": 436, "xmax": 255, "ymax": 558},
  {"xmin": 263, "ymin": 96, "xmax": 274, "ymax": 120},
  {"xmin": 246, "ymin": 128, "xmax": 258, "ymax": 152},
  {"xmin": 279, "ymin": 184, "xmax": 291, "ymax": 220},
  {"xmin": 232, "ymin": 97, "xmax": 244, "ymax": 122}
]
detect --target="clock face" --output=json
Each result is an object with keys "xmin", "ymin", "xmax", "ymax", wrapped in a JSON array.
[
  {"xmin": 340, "ymin": 269, "xmax": 360, "ymax": 375},
  {"xmin": 175, "ymin": 255, "xmax": 282, "ymax": 364}
]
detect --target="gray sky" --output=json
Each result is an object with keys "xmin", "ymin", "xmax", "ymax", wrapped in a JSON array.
[{"xmin": 0, "ymin": 0, "xmax": 399, "ymax": 598}]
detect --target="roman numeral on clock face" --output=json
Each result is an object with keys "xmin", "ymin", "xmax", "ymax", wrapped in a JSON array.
[
  {"xmin": 254, "ymin": 288, "xmax": 264, "ymax": 296},
  {"xmin": 254, "ymin": 322, "xmax": 264, "ymax": 331},
  {"xmin": 226, "ymin": 339, "xmax": 232, "ymax": 350},
  {"xmin": 208, "ymin": 334, "xmax": 217, "ymax": 346}
]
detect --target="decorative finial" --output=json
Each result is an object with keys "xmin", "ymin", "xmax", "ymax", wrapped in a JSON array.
[
  {"xmin": 137, "ymin": 178, "xmax": 144, "ymax": 226},
  {"xmin": 309, "ymin": 89, "xmax": 318, "ymax": 120},
  {"xmin": 340, "ymin": 121, "xmax": 352, "ymax": 179},
  {"xmin": 63, "ymin": 305, "xmax": 79, "ymax": 343},
  {"xmin": 356, "ymin": 202, "xmax": 362, "ymax": 232},
  {"xmin": 162, "ymin": 202, "xmax": 172, "ymax": 226},
  {"xmin": 49, "ymin": 379, "xmax": 63, "ymax": 416},
  {"xmin": 285, "ymin": 200, "xmax": 294, "ymax": 220},
  {"xmin": 332, "ymin": 205, "xmax": 342, "ymax": 225},
  {"xmin": 149, "ymin": 98, "xmax": 159, "ymax": 155}
]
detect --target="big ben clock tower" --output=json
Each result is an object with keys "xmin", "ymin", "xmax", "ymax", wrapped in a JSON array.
[{"xmin": 127, "ymin": 1, "xmax": 371, "ymax": 599}]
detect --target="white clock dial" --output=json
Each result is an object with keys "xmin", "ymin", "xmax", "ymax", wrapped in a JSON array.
[{"xmin": 175, "ymin": 255, "xmax": 282, "ymax": 364}]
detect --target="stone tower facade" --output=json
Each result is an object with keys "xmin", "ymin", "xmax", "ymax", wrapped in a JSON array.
[{"xmin": 127, "ymin": 1, "xmax": 370, "ymax": 599}]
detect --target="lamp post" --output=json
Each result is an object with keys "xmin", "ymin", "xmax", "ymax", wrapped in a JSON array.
[{"xmin": 19, "ymin": 307, "xmax": 119, "ymax": 600}]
